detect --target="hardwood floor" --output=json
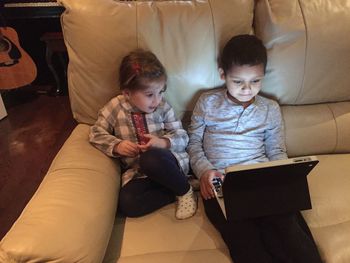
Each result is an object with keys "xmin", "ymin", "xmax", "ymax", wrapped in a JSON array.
[{"xmin": 0, "ymin": 87, "xmax": 77, "ymax": 240}]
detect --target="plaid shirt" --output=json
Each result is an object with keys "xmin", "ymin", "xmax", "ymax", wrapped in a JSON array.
[{"xmin": 89, "ymin": 95, "xmax": 189, "ymax": 184}]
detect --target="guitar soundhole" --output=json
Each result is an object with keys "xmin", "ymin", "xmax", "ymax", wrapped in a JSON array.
[{"xmin": 0, "ymin": 38, "xmax": 11, "ymax": 52}]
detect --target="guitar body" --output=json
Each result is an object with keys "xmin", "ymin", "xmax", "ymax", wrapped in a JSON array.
[{"xmin": 0, "ymin": 27, "xmax": 37, "ymax": 90}]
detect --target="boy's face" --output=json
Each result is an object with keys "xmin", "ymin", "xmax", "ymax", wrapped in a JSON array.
[
  {"xmin": 220, "ymin": 64, "xmax": 265, "ymax": 104},
  {"xmin": 123, "ymin": 77, "xmax": 166, "ymax": 113}
]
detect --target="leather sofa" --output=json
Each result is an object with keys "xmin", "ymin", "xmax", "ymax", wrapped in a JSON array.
[{"xmin": 1, "ymin": 0, "xmax": 350, "ymax": 262}]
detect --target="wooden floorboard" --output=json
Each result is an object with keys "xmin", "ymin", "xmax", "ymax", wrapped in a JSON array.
[{"xmin": 0, "ymin": 88, "xmax": 77, "ymax": 240}]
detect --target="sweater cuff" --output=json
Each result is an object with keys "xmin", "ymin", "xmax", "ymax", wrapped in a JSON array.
[{"xmin": 194, "ymin": 163, "xmax": 216, "ymax": 179}]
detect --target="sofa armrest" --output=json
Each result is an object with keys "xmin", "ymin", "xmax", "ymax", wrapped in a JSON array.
[{"xmin": 0, "ymin": 124, "xmax": 121, "ymax": 263}]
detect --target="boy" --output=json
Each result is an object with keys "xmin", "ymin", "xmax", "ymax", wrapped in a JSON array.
[{"xmin": 187, "ymin": 35, "xmax": 322, "ymax": 263}]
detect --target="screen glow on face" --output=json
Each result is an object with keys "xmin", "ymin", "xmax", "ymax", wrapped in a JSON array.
[{"xmin": 224, "ymin": 64, "xmax": 265, "ymax": 103}]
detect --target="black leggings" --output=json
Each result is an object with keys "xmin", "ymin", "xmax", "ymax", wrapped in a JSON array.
[
  {"xmin": 118, "ymin": 148, "xmax": 190, "ymax": 217},
  {"xmin": 203, "ymin": 198, "xmax": 322, "ymax": 263}
]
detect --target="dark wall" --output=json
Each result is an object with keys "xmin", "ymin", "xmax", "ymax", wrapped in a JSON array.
[{"xmin": 3, "ymin": 16, "xmax": 62, "ymax": 86}]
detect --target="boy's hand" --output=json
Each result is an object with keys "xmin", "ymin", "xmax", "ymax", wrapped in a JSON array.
[
  {"xmin": 138, "ymin": 134, "xmax": 170, "ymax": 152},
  {"xmin": 114, "ymin": 140, "xmax": 139, "ymax": 157},
  {"xmin": 200, "ymin": 170, "xmax": 224, "ymax": 200}
]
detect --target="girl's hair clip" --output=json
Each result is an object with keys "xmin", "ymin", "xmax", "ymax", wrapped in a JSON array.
[{"xmin": 132, "ymin": 63, "xmax": 141, "ymax": 74}]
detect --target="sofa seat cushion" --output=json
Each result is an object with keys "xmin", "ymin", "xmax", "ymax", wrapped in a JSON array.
[
  {"xmin": 117, "ymin": 249, "xmax": 231, "ymax": 263},
  {"xmin": 304, "ymin": 154, "xmax": 350, "ymax": 227},
  {"xmin": 117, "ymin": 198, "xmax": 230, "ymax": 262},
  {"xmin": 303, "ymin": 154, "xmax": 350, "ymax": 262},
  {"xmin": 116, "ymin": 153, "xmax": 350, "ymax": 263}
]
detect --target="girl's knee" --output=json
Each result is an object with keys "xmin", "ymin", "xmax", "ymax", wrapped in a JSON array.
[
  {"xmin": 118, "ymin": 189, "xmax": 143, "ymax": 217},
  {"xmin": 139, "ymin": 148, "xmax": 173, "ymax": 171}
]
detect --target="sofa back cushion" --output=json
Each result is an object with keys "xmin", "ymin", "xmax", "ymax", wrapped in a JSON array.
[
  {"xmin": 254, "ymin": 0, "xmax": 350, "ymax": 156},
  {"xmin": 61, "ymin": 0, "xmax": 350, "ymax": 156},
  {"xmin": 60, "ymin": 0, "xmax": 254, "ymax": 124},
  {"xmin": 254, "ymin": 0, "xmax": 350, "ymax": 105}
]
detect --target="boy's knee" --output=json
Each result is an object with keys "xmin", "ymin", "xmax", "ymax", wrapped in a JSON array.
[{"xmin": 262, "ymin": 213, "xmax": 300, "ymax": 234}]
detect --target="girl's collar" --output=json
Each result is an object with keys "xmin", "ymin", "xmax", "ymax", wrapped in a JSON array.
[{"xmin": 119, "ymin": 94, "xmax": 142, "ymax": 113}]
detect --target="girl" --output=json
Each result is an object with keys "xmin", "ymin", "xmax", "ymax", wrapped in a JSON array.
[{"xmin": 90, "ymin": 49, "xmax": 197, "ymax": 219}]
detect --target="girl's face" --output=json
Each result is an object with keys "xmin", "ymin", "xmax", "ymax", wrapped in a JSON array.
[
  {"xmin": 124, "ymin": 77, "xmax": 166, "ymax": 113},
  {"xmin": 220, "ymin": 64, "xmax": 265, "ymax": 105}
]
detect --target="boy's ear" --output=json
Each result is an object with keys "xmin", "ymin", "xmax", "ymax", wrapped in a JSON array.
[{"xmin": 218, "ymin": 68, "xmax": 225, "ymax": 80}]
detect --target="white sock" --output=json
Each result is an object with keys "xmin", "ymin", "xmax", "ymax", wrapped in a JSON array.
[{"xmin": 175, "ymin": 186, "xmax": 197, "ymax": 220}]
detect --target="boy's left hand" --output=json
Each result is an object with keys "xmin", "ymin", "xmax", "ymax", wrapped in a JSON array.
[
  {"xmin": 138, "ymin": 134, "xmax": 170, "ymax": 152},
  {"xmin": 200, "ymin": 170, "xmax": 225, "ymax": 200}
]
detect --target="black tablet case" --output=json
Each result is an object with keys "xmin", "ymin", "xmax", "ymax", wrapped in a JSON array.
[{"xmin": 222, "ymin": 159, "xmax": 319, "ymax": 221}]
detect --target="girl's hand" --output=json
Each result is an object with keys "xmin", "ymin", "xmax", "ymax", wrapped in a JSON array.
[
  {"xmin": 138, "ymin": 134, "xmax": 170, "ymax": 152},
  {"xmin": 200, "ymin": 170, "xmax": 224, "ymax": 200},
  {"xmin": 114, "ymin": 140, "xmax": 139, "ymax": 157}
]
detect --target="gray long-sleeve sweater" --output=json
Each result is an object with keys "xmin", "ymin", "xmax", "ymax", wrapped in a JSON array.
[{"xmin": 187, "ymin": 88, "xmax": 288, "ymax": 178}]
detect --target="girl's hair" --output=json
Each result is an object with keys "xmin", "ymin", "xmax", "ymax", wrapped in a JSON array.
[
  {"xmin": 219, "ymin": 34, "xmax": 267, "ymax": 74},
  {"xmin": 119, "ymin": 49, "xmax": 167, "ymax": 91}
]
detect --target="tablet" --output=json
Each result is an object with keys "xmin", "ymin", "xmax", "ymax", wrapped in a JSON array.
[{"xmin": 216, "ymin": 156, "xmax": 319, "ymax": 221}]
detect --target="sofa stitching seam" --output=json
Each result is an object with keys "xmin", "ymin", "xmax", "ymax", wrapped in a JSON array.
[
  {"xmin": 295, "ymin": 0, "xmax": 308, "ymax": 104},
  {"xmin": 207, "ymin": 0, "xmax": 216, "ymax": 88},
  {"xmin": 326, "ymin": 104, "xmax": 338, "ymax": 154}
]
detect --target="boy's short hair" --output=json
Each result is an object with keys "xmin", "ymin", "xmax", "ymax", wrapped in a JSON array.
[
  {"xmin": 220, "ymin": 34, "xmax": 267, "ymax": 74},
  {"xmin": 119, "ymin": 49, "xmax": 167, "ymax": 91}
]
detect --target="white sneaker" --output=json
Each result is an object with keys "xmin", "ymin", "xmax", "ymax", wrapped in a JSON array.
[{"xmin": 175, "ymin": 186, "xmax": 197, "ymax": 220}]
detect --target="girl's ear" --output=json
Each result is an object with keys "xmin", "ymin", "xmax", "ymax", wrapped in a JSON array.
[
  {"xmin": 122, "ymin": 89, "xmax": 130, "ymax": 98},
  {"xmin": 218, "ymin": 68, "xmax": 225, "ymax": 80}
]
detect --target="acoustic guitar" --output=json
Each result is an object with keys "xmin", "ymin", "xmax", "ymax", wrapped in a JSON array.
[{"xmin": 0, "ymin": 27, "xmax": 37, "ymax": 90}]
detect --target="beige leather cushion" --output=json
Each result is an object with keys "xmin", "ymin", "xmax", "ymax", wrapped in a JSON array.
[
  {"xmin": 112, "ymin": 155, "xmax": 350, "ymax": 263},
  {"xmin": 59, "ymin": 0, "xmax": 254, "ymax": 124},
  {"xmin": 117, "ymin": 250, "xmax": 231, "ymax": 263},
  {"xmin": 302, "ymin": 154, "xmax": 350, "ymax": 263},
  {"xmin": 117, "ymin": 199, "xmax": 231, "ymax": 263},
  {"xmin": 0, "ymin": 125, "xmax": 121, "ymax": 263},
  {"xmin": 254, "ymin": 0, "xmax": 350, "ymax": 105},
  {"xmin": 282, "ymin": 102, "xmax": 350, "ymax": 156}
]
